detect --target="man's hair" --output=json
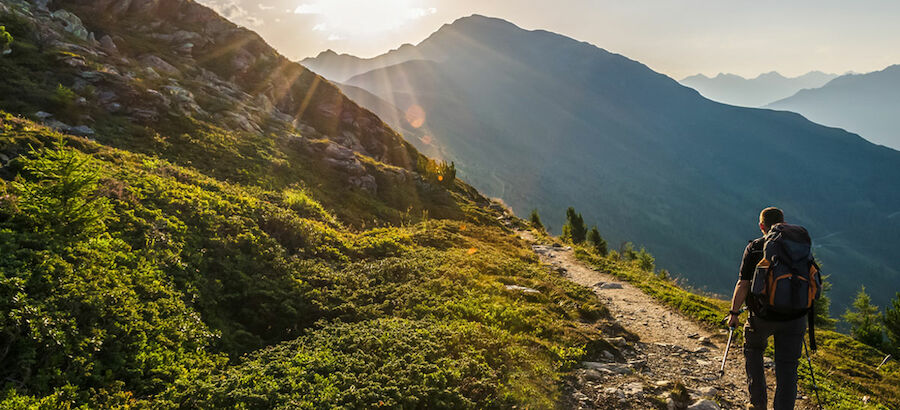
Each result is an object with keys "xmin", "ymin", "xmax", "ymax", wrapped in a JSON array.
[{"xmin": 759, "ymin": 207, "xmax": 785, "ymax": 228}]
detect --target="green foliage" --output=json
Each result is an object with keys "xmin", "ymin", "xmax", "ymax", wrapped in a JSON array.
[
  {"xmin": 844, "ymin": 286, "xmax": 885, "ymax": 349},
  {"xmin": 417, "ymin": 156, "xmax": 456, "ymax": 187},
  {"xmin": 621, "ymin": 242, "xmax": 637, "ymax": 261},
  {"xmin": 0, "ymin": 115, "xmax": 605, "ymax": 407},
  {"xmin": 562, "ymin": 207, "xmax": 586, "ymax": 244},
  {"xmin": 586, "ymin": 226, "xmax": 607, "ymax": 256},
  {"xmin": 635, "ymin": 247, "xmax": 655, "ymax": 272},
  {"xmin": 50, "ymin": 84, "xmax": 77, "ymax": 113},
  {"xmin": 10, "ymin": 142, "xmax": 110, "ymax": 238},
  {"xmin": 530, "ymin": 209, "xmax": 544, "ymax": 232},
  {"xmin": 884, "ymin": 292, "xmax": 900, "ymax": 355},
  {"xmin": 0, "ymin": 25, "xmax": 12, "ymax": 51}
]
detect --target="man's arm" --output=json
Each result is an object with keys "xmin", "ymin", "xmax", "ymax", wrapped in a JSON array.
[{"xmin": 727, "ymin": 280, "xmax": 750, "ymax": 327}]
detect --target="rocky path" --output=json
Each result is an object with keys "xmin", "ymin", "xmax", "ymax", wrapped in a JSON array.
[{"xmin": 517, "ymin": 231, "xmax": 815, "ymax": 410}]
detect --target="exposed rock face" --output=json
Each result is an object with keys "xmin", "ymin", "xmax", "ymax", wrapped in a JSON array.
[
  {"xmin": 0, "ymin": 0, "xmax": 446, "ymax": 202},
  {"xmin": 51, "ymin": 9, "xmax": 89, "ymax": 40}
]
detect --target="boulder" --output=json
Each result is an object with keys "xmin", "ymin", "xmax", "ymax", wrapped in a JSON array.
[
  {"xmin": 51, "ymin": 9, "xmax": 90, "ymax": 41},
  {"xmin": 69, "ymin": 125, "xmax": 95, "ymax": 137},
  {"xmin": 139, "ymin": 55, "xmax": 178, "ymax": 75},
  {"xmin": 99, "ymin": 35, "xmax": 118, "ymax": 54}
]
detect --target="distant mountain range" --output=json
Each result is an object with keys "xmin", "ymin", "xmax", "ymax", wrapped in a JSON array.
[
  {"xmin": 766, "ymin": 65, "xmax": 900, "ymax": 150},
  {"xmin": 680, "ymin": 71, "xmax": 838, "ymax": 107},
  {"xmin": 303, "ymin": 15, "xmax": 900, "ymax": 311}
]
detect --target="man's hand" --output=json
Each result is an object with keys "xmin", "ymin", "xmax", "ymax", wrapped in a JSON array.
[{"xmin": 727, "ymin": 313, "xmax": 740, "ymax": 328}]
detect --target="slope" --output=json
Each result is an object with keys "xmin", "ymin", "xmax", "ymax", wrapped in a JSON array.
[
  {"xmin": 0, "ymin": 1, "xmax": 613, "ymax": 407},
  {"xmin": 319, "ymin": 15, "xmax": 900, "ymax": 312},
  {"xmin": 767, "ymin": 65, "xmax": 900, "ymax": 150},
  {"xmin": 680, "ymin": 71, "xmax": 837, "ymax": 107}
]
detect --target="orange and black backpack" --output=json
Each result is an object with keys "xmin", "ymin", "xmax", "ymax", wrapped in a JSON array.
[{"xmin": 750, "ymin": 223, "xmax": 823, "ymax": 348}]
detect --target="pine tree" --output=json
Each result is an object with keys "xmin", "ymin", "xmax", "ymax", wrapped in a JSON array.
[
  {"xmin": 843, "ymin": 286, "xmax": 885, "ymax": 349},
  {"xmin": 884, "ymin": 292, "xmax": 900, "ymax": 355},
  {"xmin": 586, "ymin": 226, "xmax": 607, "ymax": 256},
  {"xmin": 636, "ymin": 247, "xmax": 655, "ymax": 272},
  {"xmin": 12, "ymin": 143, "xmax": 110, "ymax": 239},
  {"xmin": 562, "ymin": 207, "xmax": 586, "ymax": 244},
  {"xmin": 529, "ymin": 209, "xmax": 545, "ymax": 232}
]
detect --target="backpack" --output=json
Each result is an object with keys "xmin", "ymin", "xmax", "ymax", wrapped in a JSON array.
[{"xmin": 750, "ymin": 223, "xmax": 823, "ymax": 348}]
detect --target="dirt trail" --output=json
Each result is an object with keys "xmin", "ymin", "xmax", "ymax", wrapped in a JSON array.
[{"xmin": 517, "ymin": 231, "xmax": 814, "ymax": 410}]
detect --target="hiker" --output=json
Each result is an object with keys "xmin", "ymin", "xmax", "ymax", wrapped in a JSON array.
[{"xmin": 726, "ymin": 207, "xmax": 821, "ymax": 410}]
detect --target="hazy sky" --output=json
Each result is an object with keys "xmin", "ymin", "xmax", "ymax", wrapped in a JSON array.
[{"xmin": 197, "ymin": 0, "xmax": 900, "ymax": 79}]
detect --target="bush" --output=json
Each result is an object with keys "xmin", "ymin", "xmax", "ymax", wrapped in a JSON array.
[
  {"xmin": 562, "ymin": 207, "xmax": 586, "ymax": 244},
  {"xmin": 0, "ymin": 25, "xmax": 12, "ymax": 53},
  {"xmin": 530, "ymin": 209, "xmax": 544, "ymax": 232},
  {"xmin": 586, "ymin": 226, "xmax": 607, "ymax": 256}
]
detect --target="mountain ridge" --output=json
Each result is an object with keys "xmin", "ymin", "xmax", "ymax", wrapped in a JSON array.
[
  {"xmin": 766, "ymin": 64, "xmax": 900, "ymax": 150},
  {"xmin": 307, "ymin": 14, "xmax": 900, "ymax": 312},
  {"xmin": 679, "ymin": 70, "xmax": 838, "ymax": 107}
]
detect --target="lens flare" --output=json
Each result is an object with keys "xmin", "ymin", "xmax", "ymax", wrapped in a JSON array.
[{"xmin": 405, "ymin": 104, "xmax": 426, "ymax": 128}]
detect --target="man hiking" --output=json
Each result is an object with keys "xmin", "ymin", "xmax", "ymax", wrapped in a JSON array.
[{"xmin": 726, "ymin": 207, "xmax": 822, "ymax": 410}]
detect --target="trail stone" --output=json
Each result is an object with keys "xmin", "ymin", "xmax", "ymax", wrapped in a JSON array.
[
  {"xmin": 698, "ymin": 336, "xmax": 712, "ymax": 345},
  {"xmin": 693, "ymin": 346, "xmax": 710, "ymax": 353},
  {"xmin": 582, "ymin": 362, "xmax": 632, "ymax": 375},
  {"xmin": 687, "ymin": 333, "xmax": 699, "ymax": 339},
  {"xmin": 687, "ymin": 399, "xmax": 720, "ymax": 410},
  {"xmin": 583, "ymin": 369, "xmax": 604, "ymax": 382},
  {"xmin": 598, "ymin": 282, "xmax": 623, "ymax": 289},
  {"xmin": 572, "ymin": 391, "xmax": 589, "ymax": 402},
  {"xmin": 605, "ymin": 337, "xmax": 627, "ymax": 348},
  {"xmin": 696, "ymin": 386, "xmax": 718, "ymax": 397},
  {"xmin": 654, "ymin": 380, "xmax": 673, "ymax": 388},
  {"xmin": 35, "ymin": 111, "xmax": 53, "ymax": 120},
  {"xmin": 622, "ymin": 382, "xmax": 644, "ymax": 395}
]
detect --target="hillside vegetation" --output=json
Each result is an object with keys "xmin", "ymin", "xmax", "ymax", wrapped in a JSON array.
[{"xmin": 0, "ymin": 0, "xmax": 613, "ymax": 407}]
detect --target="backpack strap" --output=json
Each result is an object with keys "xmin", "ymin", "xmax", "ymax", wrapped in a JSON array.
[{"xmin": 808, "ymin": 301, "xmax": 817, "ymax": 352}]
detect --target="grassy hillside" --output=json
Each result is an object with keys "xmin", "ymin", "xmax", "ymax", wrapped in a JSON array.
[
  {"xmin": 0, "ymin": 112, "xmax": 611, "ymax": 408},
  {"xmin": 0, "ymin": 1, "xmax": 616, "ymax": 407},
  {"xmin": 574, "ymin": 244, "xmax": 900, "ymax": 410}
]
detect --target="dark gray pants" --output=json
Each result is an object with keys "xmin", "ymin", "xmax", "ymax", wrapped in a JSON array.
[{"xmin": 743, "ymin": 315, "xmax": 807, "ymax": 410}]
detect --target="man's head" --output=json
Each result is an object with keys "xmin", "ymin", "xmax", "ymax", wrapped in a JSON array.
[{"xmin": 759, "ymin": 207, "xmax": 784, "ymax": 234}]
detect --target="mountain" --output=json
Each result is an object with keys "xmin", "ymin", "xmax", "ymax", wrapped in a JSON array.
[
  {"xmin": 767, "ymin": 65, "xmax": 900, "ymax": 150},
  {"xmin": 0, "ymin": 1, "xmax": 610, "ymax": 406},
  {"xmin": 306, "ymin": 15, "xmax": 900, "ymax": 312},
  {"xmin": 680, "ymin": 71, "xmax": 838, "ymax": 107}
]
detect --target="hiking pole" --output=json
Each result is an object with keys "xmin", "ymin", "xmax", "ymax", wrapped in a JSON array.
[
  {"xmin": 802, "ymin": 337, "xmax": 824, "ymax": 409},
  {"xmin": 718, "ymin": 308, "xmax": 743, "ymax": 377},
  {"xmin": 719, "ymin": 326, "xmax": 735, "ymax": 377}
]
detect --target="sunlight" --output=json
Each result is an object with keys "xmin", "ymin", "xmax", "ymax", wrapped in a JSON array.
[{"xmin": 294, "ymin": 0, "xmax": 436, "ymax": 37}]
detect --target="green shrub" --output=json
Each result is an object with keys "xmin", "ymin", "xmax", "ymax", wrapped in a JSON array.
[{"xmin": 0, "ymin": 25, "xmax": 12, "ymax": 52}]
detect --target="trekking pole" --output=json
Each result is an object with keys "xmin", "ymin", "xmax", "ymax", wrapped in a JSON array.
[
  {"xmin": 802, "ymin": 337, "xmax": 824, "ymax": 409},
  {"xmin": 718, "ymin": 308, "xmax": 743, "ymax": 377},
  {"xmin": 719, "ymin": 326, "xmax": 735, "ymax": 377}
]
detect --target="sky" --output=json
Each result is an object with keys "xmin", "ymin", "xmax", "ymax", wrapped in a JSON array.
[{"xmin": 196, "ymin": 0, "xmax": 900, "ymax": 79}]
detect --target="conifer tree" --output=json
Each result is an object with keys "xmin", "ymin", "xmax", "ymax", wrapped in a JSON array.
[
  {"xmin": 884, "ymin": 292, "xmax": 900, "ymax": 355},
  {"xmin": 562, "ymin": 207, "xmax": 586, "ymax": 244},
  {"xmin": 586, "ymin": 226, "xmax": 607, "ymax": 256},
  {"xmin": 843, "ymin": 286, "xmax": 885, "ymax": 349},
  {"xmin": 530, "ymin": 209, "xmax": 545, "ymax": 232}
]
